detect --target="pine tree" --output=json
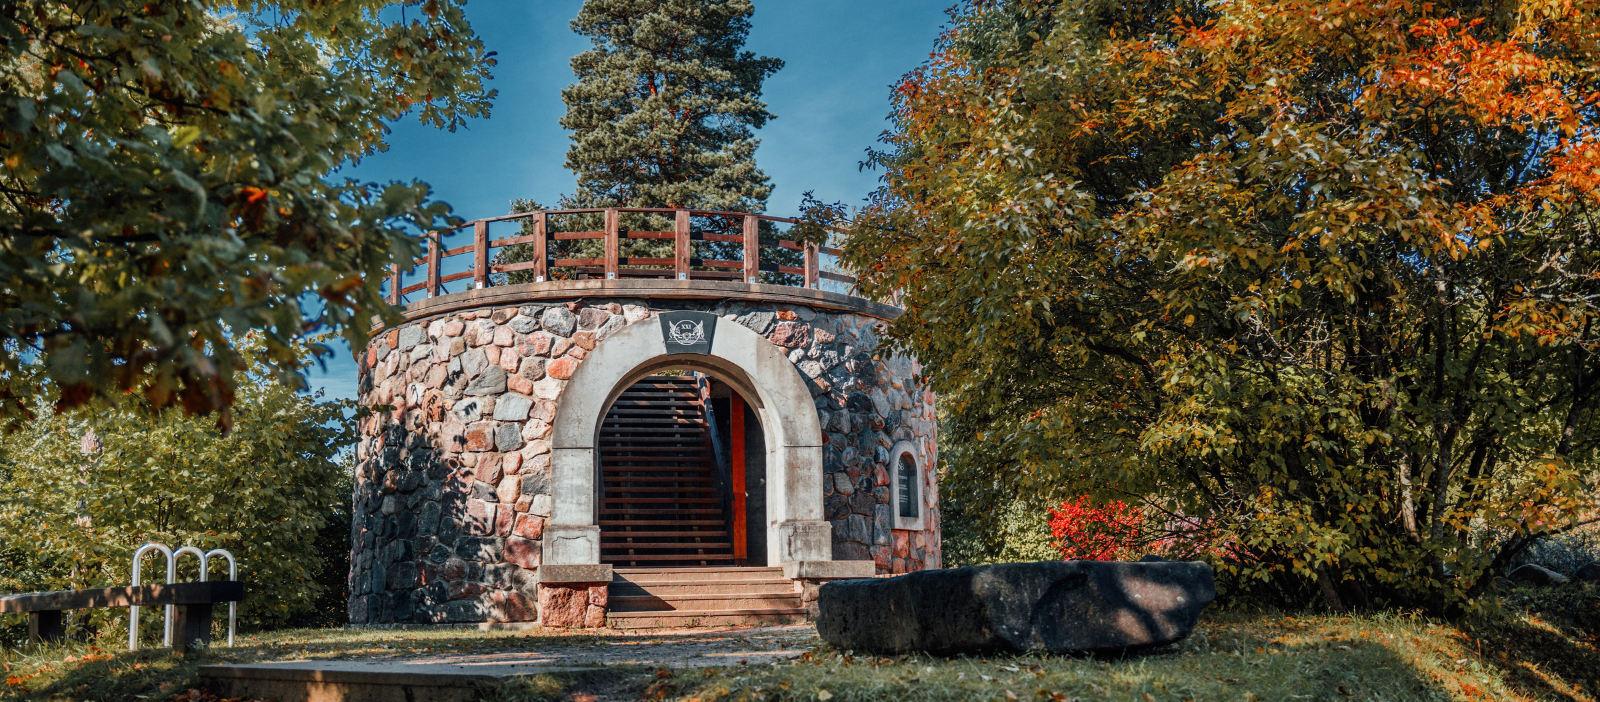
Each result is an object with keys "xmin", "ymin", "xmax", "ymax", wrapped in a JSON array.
[
  {"xmin": 497, "ymin": 0, "xmax": 794, "ymax": 284},
  {"xmin": 562, "ymin": 0, "xmax": 782, "ymax": 211}
]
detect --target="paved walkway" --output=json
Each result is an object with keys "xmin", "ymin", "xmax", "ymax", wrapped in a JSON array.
[{"xmin": 213, "ymin": 624, "xmax": 816, "ymax": 678}]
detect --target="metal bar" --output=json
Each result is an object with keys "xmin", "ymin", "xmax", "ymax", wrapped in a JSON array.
[
  {"xmin": 743, "ymin": 215, "xmax": 758, "ymax": 284},
  {"xmin": 675, "ymin": 210, "xmax": 690, "ymax": 280},
  {"xmin": 533, "ymin": 211, "xmax": 548, "ymax": 282},
  {"xmin": 604, "ymin": 208, "xmax": 619, "ymax": 280},
  {"xmin": 732, "ymin": 392, "xmax": 747, "ymax": 561},
  {"xmin": 805, "ymin": 244, "xmax": 819, "ymax": 289},
  {"xmin": 427, "ymin": 233, "xmax": 440, "ymax": 298},
  {"xmin": 473, "ymin": 220, "xmax": 489, "ymax": 289},
  {"xmin": 204, "ymin": 549, "xmax": 236, "ymax": 647},
  {"xmin": 129, "ymin": 542, "xmax": 173, "ymax": 651}
]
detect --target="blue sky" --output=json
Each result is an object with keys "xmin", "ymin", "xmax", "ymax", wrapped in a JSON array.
[{"xmin": 307, "ymin": 0, "xmax": 951, "ymax": 401}]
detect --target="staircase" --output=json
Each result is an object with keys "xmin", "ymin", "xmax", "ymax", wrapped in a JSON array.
[
  {"xmin": 598, "ymin": 375, "xmax": 736, "ymax": 566},
  {"xmin": 606, "ymin": 567, "xmax": 808, "ymax": 629}
]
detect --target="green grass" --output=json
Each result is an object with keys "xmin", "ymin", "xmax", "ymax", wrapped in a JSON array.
[
  {"xmin": 1, "ymin": 583, "xmax": 1594, "ymax": 702},
  {"xmin": 668, "ymin": 588, "xmax": 1600, "ymax": 702}
]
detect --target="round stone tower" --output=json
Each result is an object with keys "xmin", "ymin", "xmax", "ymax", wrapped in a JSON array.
[{"xmin": 348, "ymin": 209, "xmax": 939, "ymax": 627}]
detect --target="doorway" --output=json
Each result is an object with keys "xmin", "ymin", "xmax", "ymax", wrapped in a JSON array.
[{"xmin": 596, "ymin": 373, "xmax": 766, "ymax": 567}]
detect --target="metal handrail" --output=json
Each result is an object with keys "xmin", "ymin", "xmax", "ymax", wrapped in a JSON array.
[
  {"xmin": 129, "ymin": 542, "xmax": 174, "ymax": 650},
  {"xmin": 130, "ymin": 543, "xmax": 238, "ymax": 650},
  {"xmin": 203, "ymin": 549, "xmax": 237, "ymax": 647},
  {"xmin": 383, "ymin": 207, "xmax": 854, "ymax": 306}
]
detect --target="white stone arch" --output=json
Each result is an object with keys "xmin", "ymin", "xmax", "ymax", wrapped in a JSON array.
[{"xmin": 545, "ymin": 315, "xmax": 831, "ymax": 567}]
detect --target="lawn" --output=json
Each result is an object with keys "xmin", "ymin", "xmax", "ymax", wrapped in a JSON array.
[{"xmin": 0, "ymin": 583, "xmax": 1594, "ymax": 702}]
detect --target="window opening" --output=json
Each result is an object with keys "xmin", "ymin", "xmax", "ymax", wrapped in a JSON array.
[{"xmin": 897, "ymin": 453, "xmax": 919, "ymax": 519}]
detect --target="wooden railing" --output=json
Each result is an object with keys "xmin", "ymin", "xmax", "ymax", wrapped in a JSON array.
[{"xmin": 384, "ymin": 207, "xmax": 855, "ymax": 305}]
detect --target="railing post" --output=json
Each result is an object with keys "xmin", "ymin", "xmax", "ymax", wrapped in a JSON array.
[
  {"xmin": 388, "ymin": 264, "xmax": 401, "ymax": 306},
  {"xmin": 473, "ymin": 220, "xmax": 489, "ymax": 289},
  {"xmin": 426, "ymin": 231, "xmax": 440, "ymax": 298},
  {"xmin": 674, "ymin": 209, "xmax": 691, "ymax": 281},
  {"xmin": 533, "ymin": 211, "xmax": 548, "ymax": 283},
  {"xmin": 604, "ymin": 208, "xmax": 619, "ymax": 280},
  {"xmin": 805, "ymin": 243, "xmax": 819, "ymax": 290},
  {"xmin": 742, "ymin": 215, "xmax": 758, "ymax": 284}
]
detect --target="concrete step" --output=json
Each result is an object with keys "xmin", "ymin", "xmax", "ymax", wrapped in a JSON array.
[
  {"xmin": 609, "ymin": 592, "xmax": 802, "ymax": 612},
  {"xmin": 609, "ymin": 579, "xmax": 795, "ymax": 596},
  {"xmin": 612, "ymin": 567, "xmax": 783, "ymax": 582},
  {"xmin": 607, "ymin": 608, "xmax": 810, "ymax": 630}
]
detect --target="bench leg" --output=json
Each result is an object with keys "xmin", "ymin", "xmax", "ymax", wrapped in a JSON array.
[
  {"xmin": 169, "ymin": 604, "xmax": 213, "ymax": 656},
  {"xmin": 28, "ymin": 610, "xmax": 64, "ymax": 645}
]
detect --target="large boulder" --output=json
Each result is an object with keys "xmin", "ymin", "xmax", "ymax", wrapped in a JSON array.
[
  {"xmin": 816, "ymin": 560, "xmax": 1215, "ymax": 655},
  {"xmin": 1575, "ymin": 562, "xmax": 1600, "ymax": 583},
  {"xmin": 1507, "ymin": 563, "xmax": 1569, "ymax": 586}
]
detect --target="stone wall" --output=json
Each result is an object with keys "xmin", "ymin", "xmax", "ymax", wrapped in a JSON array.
[{"xmin": 349, "ymin": 296, "xmax": 939, "ymax": 625}]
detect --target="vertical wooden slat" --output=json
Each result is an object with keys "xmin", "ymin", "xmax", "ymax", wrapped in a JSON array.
[
  {"xmin": 804, "ymin": 243, "xmax": 819, "ymax": 290},
  {"xmin": 742, "ymin": 215, "xmax": 758, "ymax": 284},
  {"xmin": 731, "ymin": 392, "xmax": 747, "ymax": 562},
  {"xmin": 426, "ymin": 232, "xmax": 440, "ymax": 298},
  {"xmin": 674, "ymin": 209, "xmax": 691, "ymax": 280},
  {"xmin": 533, "ymin": 211, "xmax": 548, "ymax": 283},
  {"xmin": 388, "ymin": 264, "xmax": 400, "ymax": 306},
  {"xmin": 472, "ymin": 220, "xmax": 489, "ymax": 289},
  {"xmin": 604, "ymin": 208, "xmax": 619, "ymax": 280}
]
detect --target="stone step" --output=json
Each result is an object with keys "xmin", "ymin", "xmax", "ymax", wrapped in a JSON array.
[
  {"xmin": 612, "ymin": 567, "xmax": 784, "ymax": 582},
  {"xmin": 602, "ymin": 553, "xmax": 738, "ymax": 562},
  {"xmin": 609, "ymin": 593, "xmax": 803, "ymax": 612},
  {"xmin": 610, "ymin": 579, "xmax": 796, "ymax": 596},
  {"xmin": 606, "ymin": 608, "xmax": 810, "ymax": 630}
]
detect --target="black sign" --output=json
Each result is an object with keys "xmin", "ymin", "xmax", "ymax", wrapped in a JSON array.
[{"xmin": 659, "ymin": 311, "xmax": 717, "ymax": 355}]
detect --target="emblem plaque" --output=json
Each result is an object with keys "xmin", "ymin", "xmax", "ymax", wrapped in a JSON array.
[{"xmin": 658, "ymin": 311, "xmax": 717, "ymax": 355}]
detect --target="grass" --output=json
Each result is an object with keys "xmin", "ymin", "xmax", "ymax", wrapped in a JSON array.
[
  {"xmin": 669, "ymin": 586, "xmax": 1600, "ymax": 702},
  {"xmin": 0, "ymin": 583, "xmax": 1594, "ymax": 702}
]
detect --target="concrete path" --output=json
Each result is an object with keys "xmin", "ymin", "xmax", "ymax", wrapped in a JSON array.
[{"xmin": 201, "ymin": 625, "xmax": 818, "ymax": 702}]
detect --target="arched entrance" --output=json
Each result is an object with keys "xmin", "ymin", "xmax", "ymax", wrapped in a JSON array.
[
  {"xmin": 547, "ymin": 314, "xmax": 831, "ymax": 568},
  {"xmin": 595, "ymin": 373, "xmax": 768, "ymax": 567}
]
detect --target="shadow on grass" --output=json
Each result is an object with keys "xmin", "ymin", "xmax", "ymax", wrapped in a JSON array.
[{"xmin": 1472, "ymin": 584, "xmax": 1600, "ymax": 701}]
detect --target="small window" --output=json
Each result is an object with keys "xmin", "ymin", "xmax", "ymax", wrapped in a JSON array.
[
  {"xmin": 897, "ymin": 453, "xmax": 919, "ymax": 518},
  {"xmin": 889, "ymin": 440, "xmax": 924, "ymax": 531}
]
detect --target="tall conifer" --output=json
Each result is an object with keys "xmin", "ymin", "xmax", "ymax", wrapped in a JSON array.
[
  {"xmin": 562, "ymin": 0, "xmax": 782, "ymax": 211},
  {"xmin": 498, "ymin": 0, "xmax": 789, "ymax": 282}
]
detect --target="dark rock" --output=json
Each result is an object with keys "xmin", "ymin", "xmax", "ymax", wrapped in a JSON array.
[
  {"xmin": 1507, "ymin": 563, "xmax": 1569, "ymax": 586},
  {"xmin": 577, "ymin": 307, "xmax": 611, "ymax": 331},
  {"xmin": 736, "ymin": 311, "xmax": 776, "ymax": 335},
  {"xmin": 817, "ymin": 560, "xmax": 1216, "ymax": 655},
  {"xmin": 541, "ymin": 307, "xmax": 577, "ymax": 337},
  {"xmin": 466, "ymin": 366, "xmax": 507, "ymax": 395},
  {"xmin": 457, "ymin": 536, "xmax": 504, "ymax": 563},
  {"xmin": 1575, "ymin": 562, "xmax": 1600, "ymax": 583}
]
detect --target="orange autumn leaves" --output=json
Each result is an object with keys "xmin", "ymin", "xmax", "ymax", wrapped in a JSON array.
[{"xmin": 850, "ymin": 0, "xmax": 1600, "ymax": 609}]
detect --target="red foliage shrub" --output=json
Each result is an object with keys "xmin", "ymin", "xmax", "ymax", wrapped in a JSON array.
[{"xmin": 1048, "ymin": 496, "xmax": 1145, "ymax": 561}]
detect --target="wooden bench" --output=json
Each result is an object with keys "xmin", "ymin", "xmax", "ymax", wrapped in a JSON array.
[{"xmin": 0, "ymin": 581, "xmax": 244, "ymax": 653}]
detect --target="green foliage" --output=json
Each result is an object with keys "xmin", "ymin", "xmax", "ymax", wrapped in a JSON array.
[
  {"xmin": 0, "ymin": 0, "xmax": 495, "ymax": 426},
  {"xmin": 0, "ymin": 337, "xmax": 356, "ymax": 640},
  {"xmin": 940, "ymin": 497, "xmax": 1058, "ymax": 568},
  {"xmin": 850, "ymin": 0, "xmax": 1600, "ymax": 612},
  {"xmin": 562, "ymin": 0, "xmax": 780, "ymax": 212},
  {"xmin": 496, "ymin": 0, "xmax": 799, "ymax": 283}
]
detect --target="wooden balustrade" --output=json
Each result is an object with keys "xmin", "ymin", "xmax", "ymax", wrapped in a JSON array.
[{"xmin": 383, "ymin": 207, "xmax": 855, "ymax": 303}]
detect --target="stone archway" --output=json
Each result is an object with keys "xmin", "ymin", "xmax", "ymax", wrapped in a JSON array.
[{"xmin": 546, "ymin": 315, "xmax": 831, "ymax": 567}]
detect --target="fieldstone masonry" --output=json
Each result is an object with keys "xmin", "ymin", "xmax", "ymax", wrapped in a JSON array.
[{"xmin": 349, "ymin": 297, "xmax": 939, "ymax": 626}]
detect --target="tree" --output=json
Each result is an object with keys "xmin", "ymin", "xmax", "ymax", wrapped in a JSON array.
[
  {"xmin": 0, "ymin": 335, "xmax": 356, "ymax": 637},
  {"xmin": 848, "ymin": 0, "xmax": 1600, "ymax": 612},
  {"xmin": 0, "ymin": 1, "xmax": 495, "ymax": 428},
  {"xmin": 496, "ymin": 0, "xmax": 795, "ymax": 283}
]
